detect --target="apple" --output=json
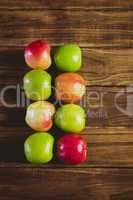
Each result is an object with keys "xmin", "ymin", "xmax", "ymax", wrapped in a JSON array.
[
  {"xmin": 54, "ymin": 104, "xmax": 85, "ymax": 133},
  {"xmin": 57, "ymin": 134, "xmax": 87, "ymax": 164},
  {"xmin": 24, "ymin": 132, "xmax": 54, "ymax": 164},
  {"xmin": 24, "ymin": 40, "xmax": 51, "ymax": 70},
  {"xmin": 25, "ymin": 101, "xmax": 55, "ymax": 131},
  {"xmin": 54, "ymin": 44, "xmax": 82, "ymax": 72},
  {"xmin": 55, "ymin": 73, "xmax": 86, "ymax": 103},
  {"xmin": 23, "ymin": 69, "xmax": 51, "ymax": 101}
]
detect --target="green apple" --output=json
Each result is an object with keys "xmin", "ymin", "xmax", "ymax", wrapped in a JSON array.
[
  {"xmin": 24, "ymin": 132, "xmax": 54, "ymax": 164},
  {"xmin": 54, "ymin": 104, "xmax": 85, "ymax": 133},
  {"xmin": 23, "ymin": 69, "xmax": 51, "ymax": 101},
  {"xmin": 54, "ymin": 44, "xmax": 82, "ymax": 72}
]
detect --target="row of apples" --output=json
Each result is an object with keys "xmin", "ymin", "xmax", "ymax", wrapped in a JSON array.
[{"xmin": 23, "ymin": 40, "xmax": 87, "ymax": 165}]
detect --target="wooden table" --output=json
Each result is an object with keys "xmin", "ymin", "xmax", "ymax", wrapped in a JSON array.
[{"xmin": 0, "ymin": 1, "xmax": 133, "ymax": 199}]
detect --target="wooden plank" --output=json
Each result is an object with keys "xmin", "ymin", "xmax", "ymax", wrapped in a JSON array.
[
  {"xmin": 0, "ymin": 165, "xmax": 133, "ymax": 200},
  {"xmin": 84, "ymin": 86, "xmax": 133, "ymax": 127},
  {"xmin": 1, "ymin": 126, "xmax": 133, "ymax": 141},
  {"xmin": 0, "ymin": 86, "xmax": 133, "ymax": 127},
  {"xmin": 0, "ymin": 48, "xmax": 133, "ymax": 86},
  {"xmin": 0, "ymin": 126, "xmax": 133, "ymax": 166},
  {"xmin": 83, "ymin": 48, "xmax": 133, "ymax": 86},
  {"xmin": 0, "ymin": 10, "xmax": 133, "ymax": 47},
  {"xmin": 0, "ymin": 0, "xmax": 133, "ymax": 10}
]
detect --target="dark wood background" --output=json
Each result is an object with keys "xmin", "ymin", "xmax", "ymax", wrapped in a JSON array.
[{"xmin": 0, "ymin": 0, "xmax": 133, "ymax": 199}]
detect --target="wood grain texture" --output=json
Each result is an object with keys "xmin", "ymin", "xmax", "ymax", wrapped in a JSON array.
[
  {"xmin": 0, "ymin": 165, "xmax": 133, "ymax": 200},
  {"xmin": 0, "ymin": 10, "xmax": 133, "ymax": 47},
  {"xmin": 0, "ymin": 0, "xmax": 133, "ymax": 10},
  {"xmin": 0, "ymin": 48, "xmax": 133, "ymax": 85},
  {"xmin": 0, "ymin": 0, "xmax": 133, "ymax": 199}
]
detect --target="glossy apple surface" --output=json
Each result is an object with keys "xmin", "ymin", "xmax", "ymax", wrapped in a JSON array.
[
  {"xmin": 57, "ymin": 134, "xmax": 87, "ymax": 164},
  {"xmin": 55, "ymin": 73, "xmax": 86, "ymax": 103},
  {"xmin": 23, "ymin": 69, "xmax": 51, "ymax": 101},
  {"xmin": 24, "ymin": 132, "xmax": 54, "ymax": 164},
  {"xmin": 25, "ymin": 101, "xmax": 55, "ymax": 131},
  {"xmin": 24, "ymin": 40, "xmax": 51, "ymax": 70},
  {"xmin": 54, "ymin": 44, "xmax": 82, "ymax": 72},
  {"xmin": 54, "ymin": 104, "xmax": 85, "ymax": 133}
]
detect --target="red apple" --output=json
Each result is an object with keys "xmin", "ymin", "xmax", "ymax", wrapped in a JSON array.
[
  {"xmin": 24, "ymin": 40, "xmax": 51, "ymax": 69},
  {"xmin": 55, "ymin": 73, "xmax": 86, "ymax": 103},
  {"xmin": 57, "ymin": 134, "xmax": 87, "ymax": 165}
]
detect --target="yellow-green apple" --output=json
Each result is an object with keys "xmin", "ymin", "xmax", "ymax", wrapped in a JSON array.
[
  {"xmin": 24, "ymin": 132, "xmax": 54, "ymax": 164},
  {"xmin": 25, "ymin": 101, "xmax": 55, "ymax": 131},
  {"xmin": 54, "ymin": 44, "xmax": 82, "ymax": 72},
  {"xmin": 54, "ymin": 104, "xmax": 86, "ymax": 133},
  {"xmin": 23, "ymin": 69, "xmax": 52, "ymax": 101}
]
